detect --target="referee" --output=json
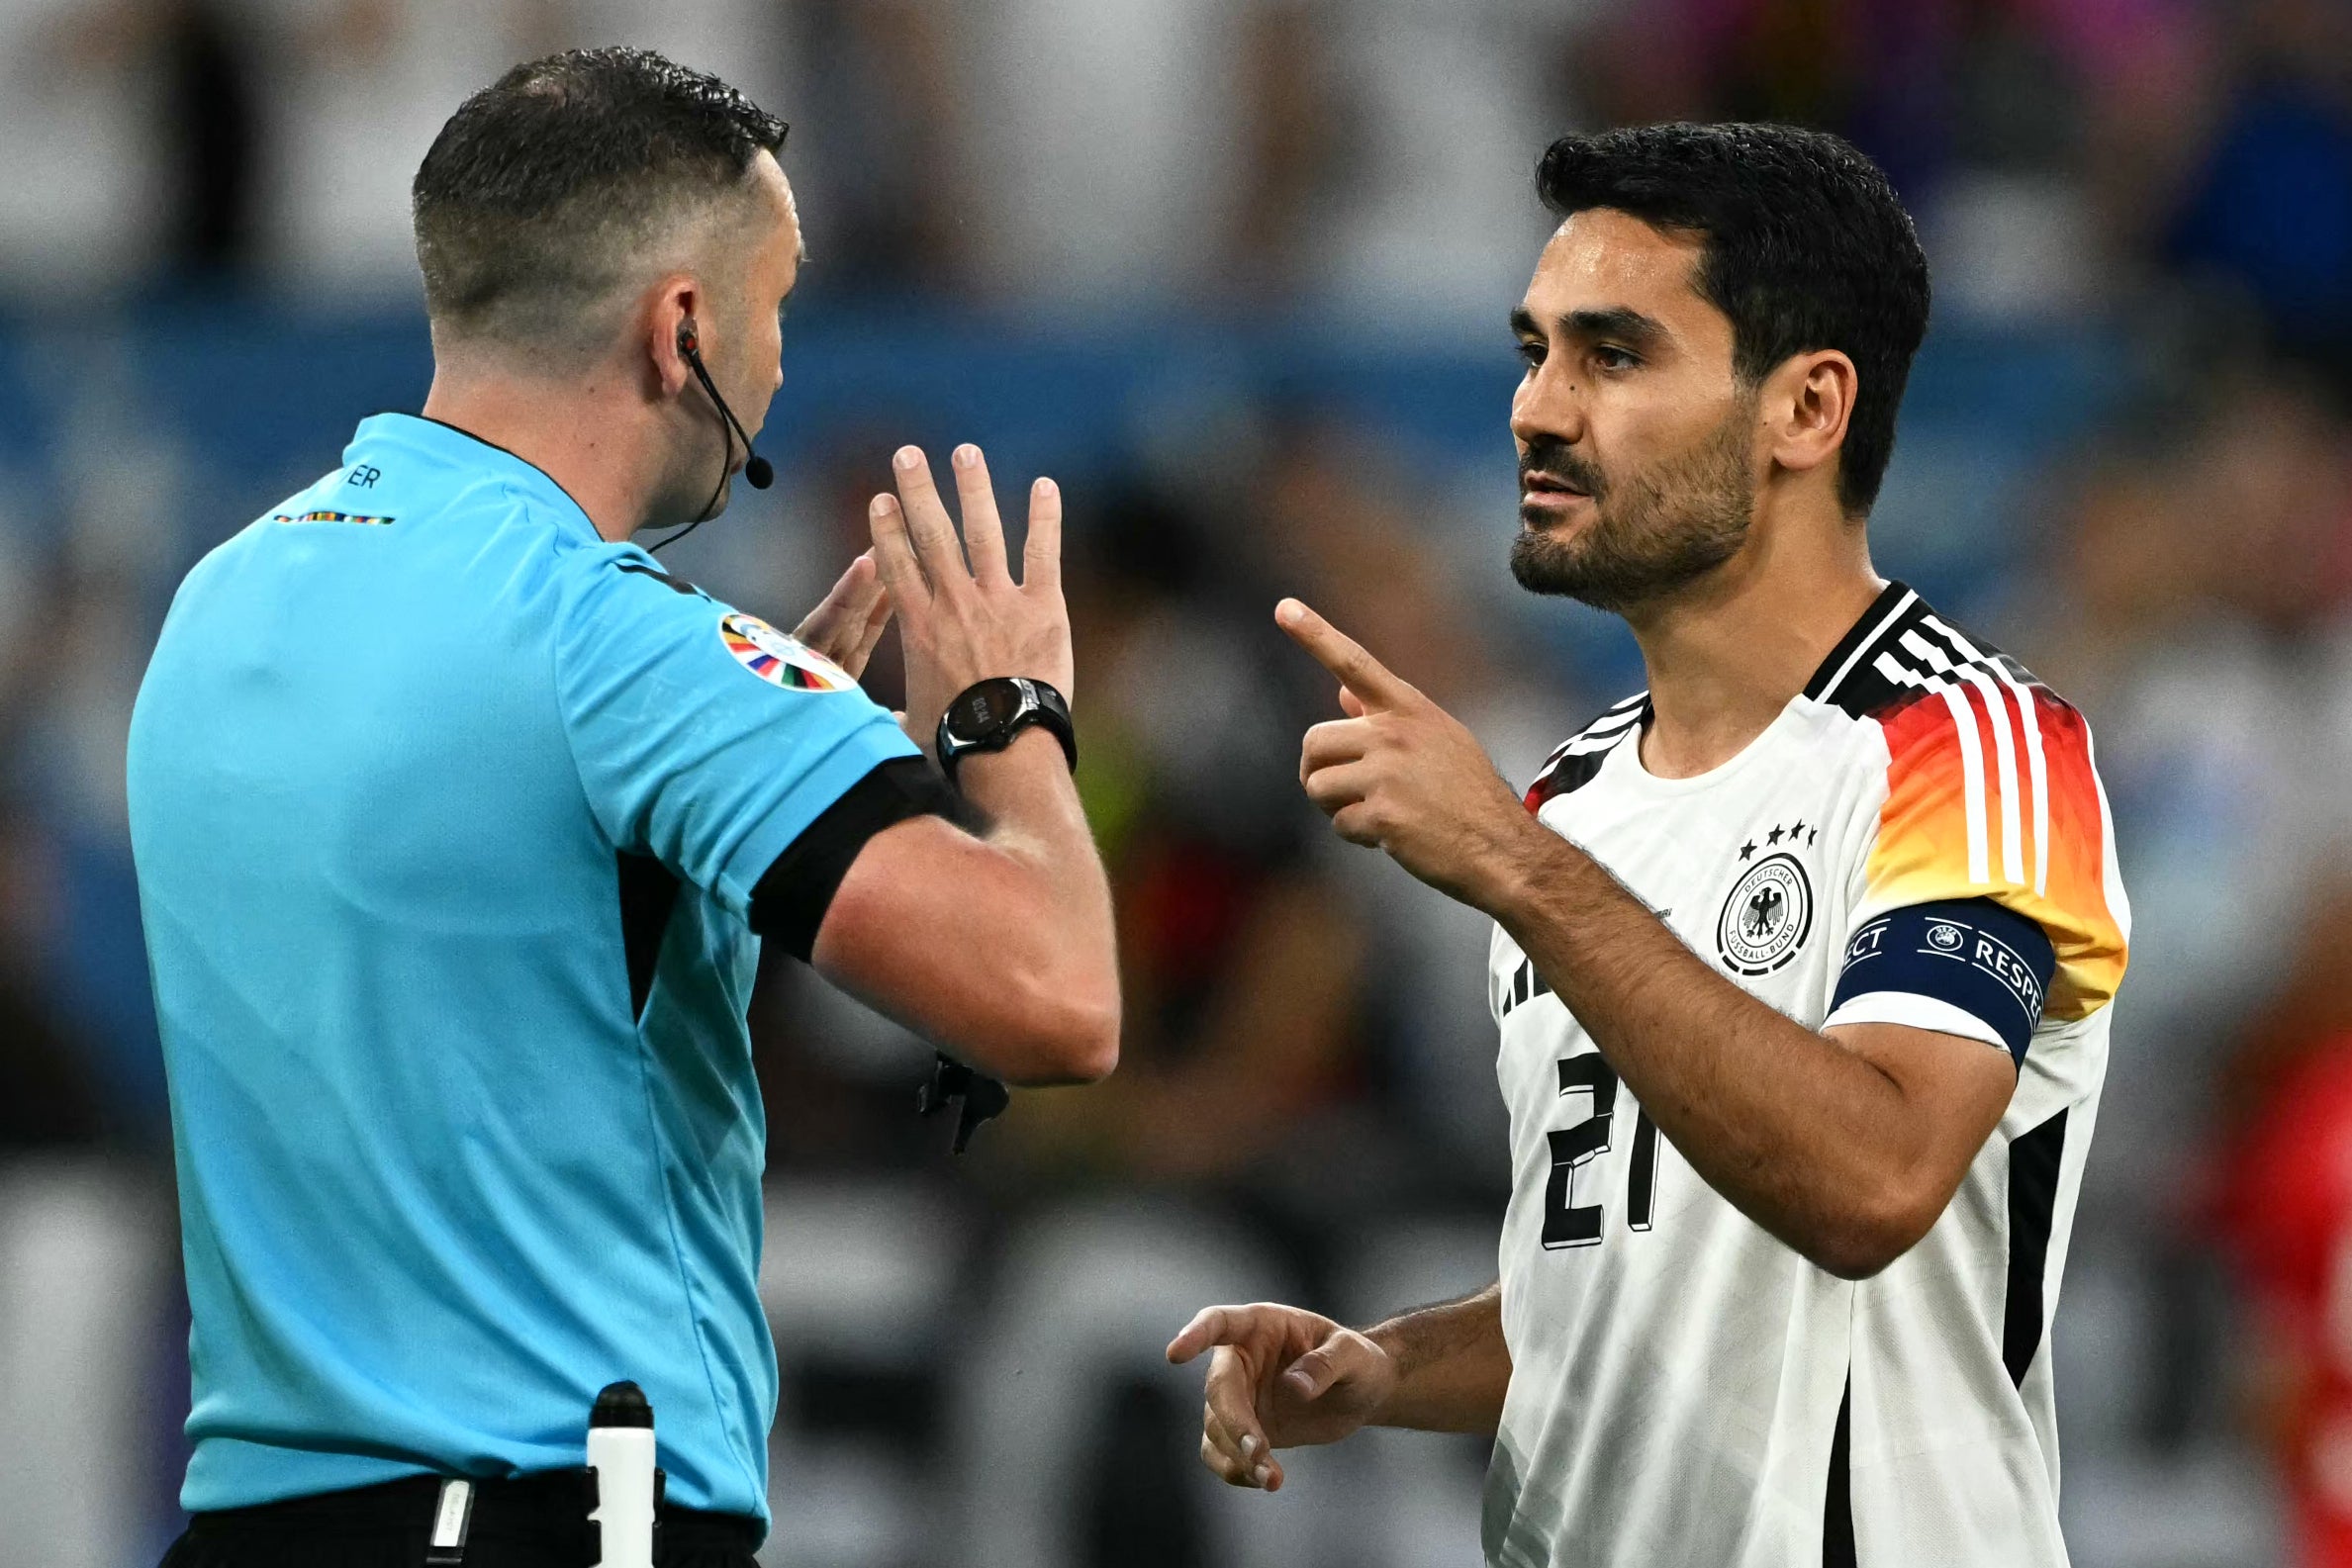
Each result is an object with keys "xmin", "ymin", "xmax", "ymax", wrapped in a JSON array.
[{"xmin": 130, "ymin": 49, "xmax": 1118, "ymax": 1567}]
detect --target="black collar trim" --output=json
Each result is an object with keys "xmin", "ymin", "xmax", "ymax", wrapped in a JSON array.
[{"xmin": 1802, "ymin": 581, "xmax": 1918, "ymax": 704}]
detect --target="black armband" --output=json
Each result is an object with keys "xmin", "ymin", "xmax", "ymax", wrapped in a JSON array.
[{"xmin": 749, "ymin": 756, "xmax": 980, "ymax": 962}]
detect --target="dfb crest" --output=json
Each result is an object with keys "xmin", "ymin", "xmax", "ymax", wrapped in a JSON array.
[{"xmin": 1717, "ymin": 850, "xmax": 1814, "ymax": 976}]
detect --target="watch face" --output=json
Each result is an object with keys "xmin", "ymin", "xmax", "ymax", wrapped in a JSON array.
[{"xmin": 949, "ymin": 680, "xmax": 1022, "ymax": 740}]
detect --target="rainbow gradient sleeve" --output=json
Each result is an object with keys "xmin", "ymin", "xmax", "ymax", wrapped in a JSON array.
[{"xmin": 1859, "ymin": 679, "xmax": 2128, "ymax": 1024}]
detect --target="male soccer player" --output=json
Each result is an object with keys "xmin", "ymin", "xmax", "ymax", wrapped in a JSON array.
[
  {"xmin": 1170, "ymin": 123, "xmax": 2129, "ymax": 1567},
  {"xmin": 130, "ymin": 49, "xmax": 1117, "ymax": 1566}
]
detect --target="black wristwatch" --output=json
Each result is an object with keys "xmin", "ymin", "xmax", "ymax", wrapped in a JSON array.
[{"xmin": 935, "ymin": 677, "xmax": 1077, "ymax": 783}]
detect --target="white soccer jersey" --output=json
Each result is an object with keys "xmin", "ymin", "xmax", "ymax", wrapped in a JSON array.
[{"xmin": 1482, "ymin": 584, "xmax": 2130, "ymax": 1568}]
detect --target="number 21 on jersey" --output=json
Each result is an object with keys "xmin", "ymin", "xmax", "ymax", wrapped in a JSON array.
[{"xmin": 1544, "ymin": 1055, "xmax": 1662, "ymax": 1247}]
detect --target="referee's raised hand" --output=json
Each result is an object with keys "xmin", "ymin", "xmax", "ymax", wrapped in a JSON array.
[
  {"xmin": 868, "ymin": 443, "xmax": 1073, "ymax": 762},
  {"xmin": 800, "ymin": 438, "xmax": 1117, "ymax": 1089}
]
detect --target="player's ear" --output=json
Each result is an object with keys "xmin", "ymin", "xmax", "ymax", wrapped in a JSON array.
[{"xmin": 1763, "ymin": 348, "xmax": 1856, "ymax": 485}]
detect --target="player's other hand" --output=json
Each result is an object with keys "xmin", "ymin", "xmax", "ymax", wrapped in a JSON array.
[
  {"xmin": 867, "ymin": 444, "xmax": 1073, "ymax": 760},
  {"xmin": 791, "ymin": 550, "xmax": 894, "ymax": 680},
  {"xmin": 1166, "ymin": 1302, "xmax": 1395, "ymax": 1492},
  {"xmin": 1276, "ymin": 597, "xmax": 1532, "ymax": 906}
]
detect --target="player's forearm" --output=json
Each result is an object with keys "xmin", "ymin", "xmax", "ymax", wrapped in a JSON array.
[
  {"xmin": 1473, "ymin": 829, "xmax": 1953, "ymax": 1278},
  {"xmin": 1364, "ymin": 1283, "xmax": 1510, "ymax": 1434},
  {"xmin": 950, "ymin": 729, "xmax": 1121, "ymax": 1077}
]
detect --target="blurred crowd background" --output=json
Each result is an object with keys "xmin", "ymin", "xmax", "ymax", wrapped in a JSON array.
[{"xmin": 2, "ymin": 0, "xmax": 2351, "ymax": 1564}]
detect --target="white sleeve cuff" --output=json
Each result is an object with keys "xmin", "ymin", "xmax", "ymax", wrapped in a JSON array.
[{"xmin": 1823, "ymin": 990, "xmax": 2010, "ymax": 1053}]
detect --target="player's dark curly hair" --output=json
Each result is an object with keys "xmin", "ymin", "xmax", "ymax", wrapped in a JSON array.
[
  {"xmin": 413, "ymin": 47, "xmax": 789, "ymax": 349},
  {"xmin": 1537, "ymin": 123, "xmax": 1930, "ymax": 515}
]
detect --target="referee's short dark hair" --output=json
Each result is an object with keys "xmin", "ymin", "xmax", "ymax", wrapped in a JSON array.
[
  {"xmin": 413, "ymin": 47, "xmax": 790, "ymax": 352},
  {"xmin": 1537, "ymin": 123, "xmax": 1930, "ymax": 516}
]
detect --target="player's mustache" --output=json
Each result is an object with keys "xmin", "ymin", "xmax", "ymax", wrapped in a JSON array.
[{"xmin": 1520, "ymin": 439, "xmax": 1606, "ymax": 500}]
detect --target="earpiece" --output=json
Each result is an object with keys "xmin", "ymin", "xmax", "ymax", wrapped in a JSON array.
[{"xmin": 654, "ymin": 314, "xmax": 773, "ymax": 554}]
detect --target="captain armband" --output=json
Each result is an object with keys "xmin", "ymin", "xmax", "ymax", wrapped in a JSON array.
[{"xmin": 1823, "ymin": 898, "xmax": 2056, "ymax": 1065}]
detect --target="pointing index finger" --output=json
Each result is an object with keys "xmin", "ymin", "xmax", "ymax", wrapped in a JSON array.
[{"xmin": 1275, "ymin": 599, "xmax": 1411, "ymax": 711}]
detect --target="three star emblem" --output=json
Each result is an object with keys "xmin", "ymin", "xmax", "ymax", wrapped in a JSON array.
[{"xmin": 1738, "ymin": 820, "xmax": 1817, "ymax": 861}]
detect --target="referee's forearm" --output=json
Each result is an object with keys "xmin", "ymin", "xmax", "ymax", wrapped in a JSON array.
[
  {"xmin": 951, "ymin": 730, "xmax": 1122, "ymax": 1070},
  {"xmin": 957, "ymin": 728, "xmax": 1114, "ymax": 927},
  {"xmin": 810, "ymin": 731, "xmax": 1119, "ymax": 1084}
]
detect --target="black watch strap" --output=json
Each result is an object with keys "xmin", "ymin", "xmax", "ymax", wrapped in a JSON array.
[{"xmin": 935, "ymin": 677, "xmax": 1077, "ymax": 783}]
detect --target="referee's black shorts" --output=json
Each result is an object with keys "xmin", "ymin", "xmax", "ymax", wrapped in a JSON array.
[{"xmin": 159, "ymin": 1471, "xmax": 762, "ymax": 1568}]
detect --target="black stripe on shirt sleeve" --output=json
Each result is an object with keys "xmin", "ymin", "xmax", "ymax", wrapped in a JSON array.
[
  {"xmin": 2003, "ymin": 1107, "xmax": 2069, "ymax": 1387},
  {"xmin": 750, "ymin": 756, "xmax": 981, "ymax": 962}
]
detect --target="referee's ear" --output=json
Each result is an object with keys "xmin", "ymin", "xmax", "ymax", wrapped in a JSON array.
[{"xmin": 644, "ymin": 277, "xmax": 705, "ymax": 402}]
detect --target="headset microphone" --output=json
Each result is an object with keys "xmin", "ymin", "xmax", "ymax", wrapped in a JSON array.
[
  {"xmin": 679, "ymin": 323, "xmax": 772, "ymax": 489},
  {"xmin": 652, "ymin": 321, "xmax": 772, "ymax": 554}
]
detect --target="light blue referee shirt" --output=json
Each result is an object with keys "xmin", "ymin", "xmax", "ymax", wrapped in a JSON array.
[{"xmin": 128, "ymin": 413, "xmax": 919, "ymax": 1522}]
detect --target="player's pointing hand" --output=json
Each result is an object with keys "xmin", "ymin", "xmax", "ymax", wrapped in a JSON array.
[
  {"xmin": 1167, "ymin": 1303, "xmax": 1397, "ymax": 1492},
  {"xmin": 1276, "ymin": 597, "xmax": 1539, "ymax": 907},
  {"xmin": 1274, "ymin": 598, "xmax": 1417, "ymax": 714}
]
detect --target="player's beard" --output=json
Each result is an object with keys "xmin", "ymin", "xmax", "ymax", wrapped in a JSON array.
[{"xmin": 1509, "ymin": 401, "xmax": 1757, "ymax": 615}]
